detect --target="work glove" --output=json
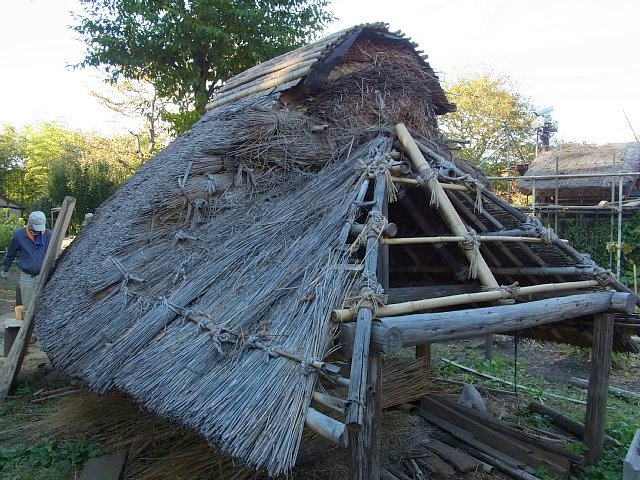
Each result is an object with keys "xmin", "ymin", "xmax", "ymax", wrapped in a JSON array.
[{"xmin": 0, "ymin": 270, "xmax": 8, "ymax": 279}]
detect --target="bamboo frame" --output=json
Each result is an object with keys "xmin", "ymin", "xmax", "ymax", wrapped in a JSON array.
[
  {"xmin": 390, "ymin": 176, "xmax": 468, "ymax": 191},
  {"xmin": 380, "ymin": 235, "xmax": 544, "ymax": 245},
  {"xmin": 332, "ymin": 280, "xmax": 600, "ymax": 323}
]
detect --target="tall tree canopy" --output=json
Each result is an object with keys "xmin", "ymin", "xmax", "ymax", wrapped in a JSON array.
[
  {"xmin": 440, "ymin": 74, "xmax": 536, "ymax": 176},
  {"xmin": 73, "ymin": 0, "xmax": 334, "ymax": 133}
]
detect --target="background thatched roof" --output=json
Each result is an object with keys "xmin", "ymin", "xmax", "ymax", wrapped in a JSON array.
[{"xmin": 517, "ymin": 142, "xmax": 640, "ymax": 196}]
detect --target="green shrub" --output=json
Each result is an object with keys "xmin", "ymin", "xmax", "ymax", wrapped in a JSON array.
[{"xmin": 0, "ymin": 209, "xmax": 24, "ymax": 251}]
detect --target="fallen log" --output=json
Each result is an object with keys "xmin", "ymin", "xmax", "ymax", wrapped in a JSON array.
[
  {"xmin": 528, "ymin": 401, "xmax": 618, "ymax": 447},
  {"xmin": 340, "ymin": 292, "xmax": 634, "ymax": 353},
  {"xmin": 568, "ymin": 377, "xmax": 640, "ymax": 400}
]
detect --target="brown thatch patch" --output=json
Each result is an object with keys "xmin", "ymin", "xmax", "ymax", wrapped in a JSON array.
[{"xmin": 518, "ymin": 142, "xmax": 640, "ymax": 195}]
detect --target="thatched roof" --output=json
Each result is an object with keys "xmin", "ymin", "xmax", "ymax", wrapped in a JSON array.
[
  {"xmin": 34, "ymin": 23, "xmax": 637, "ymax": 476},
  {"xmin": 517, "ymin": 142, "xmax": 640, "ymax": 197}
]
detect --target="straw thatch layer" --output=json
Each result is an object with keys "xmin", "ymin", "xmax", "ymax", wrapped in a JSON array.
[{"xmin": 518, "ymin": 142, "xmax": 640, "ymax": 197}]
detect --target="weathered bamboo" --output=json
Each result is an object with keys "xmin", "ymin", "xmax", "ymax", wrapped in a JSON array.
[
  {"xmin": 332, "ymin": 280, "xmax": 600, "ymax": 323},
  {"xmin": 0, "ymin": 196, "xmax": 76, "ymax": 400},
  {"xmin": 346, "ymin": 174, "xmax": 387, "ymax": 480},
  {"xmin": 390, "ymin": 176, "xmax": 467, "ymax": 191},
  {"xmin": 217, "ymin": 58, "xmax": 318, "ymax": 94},
  {"xmin": 381, "ymin": 235, "xmax": 544, "ymax": 245},
  {"xmin": 493, "ymin": 266, "xmax": 599, "ymax": 276},
  {"xmin": 305, "ymin": 407, "xmax": 348, "ymax": 447},
  {"xmin": 206, "ymin": 65, "xmax": 313, "ymax": 111},
  {"xmin": 351, "ymin": 222, "xmax": 397, "ymax": 237},
  {"xmin": 340, "ymin": 292, "xmax": 634, "ymax": 353},
  {"xmin": 312, "ymin": 392, "xmax": 347, "ymax": 414},
  {"xmin": 396, "ymin": 123, "xmax": 501, "ymax": 358},
  {"xmin": 346, "ymin": 174, "xmax": 386, "ymax": 426}
]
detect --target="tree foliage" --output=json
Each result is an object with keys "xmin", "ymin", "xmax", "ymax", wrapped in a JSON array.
[
  {"xmin": 73, "ymin": 0, "xmax": 334, "ymax": 133},
  {"xmin": 440, "ymin": 74, "xmax": 536, "ymax": 177},
  {"xmin": 0, "ymin": 123, "xmax": 144, "ymax": 231}
]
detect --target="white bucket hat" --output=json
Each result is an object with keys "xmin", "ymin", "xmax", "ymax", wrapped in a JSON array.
[{"xmin": 28, "ymin": 211, "xmax": 47, "ymax": 232}]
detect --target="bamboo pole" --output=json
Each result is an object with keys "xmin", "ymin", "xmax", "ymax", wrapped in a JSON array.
[
  {"xmin": 206, "ymin": 65, "xmax": 313, "ymax": 111},
  {"xmin": 390, "ymin": 176, "xmax": 467, "ymax": 191},
  {"xmin": 305, "ymin": 407, "xmax": 348, "ymax": 447},
  {"xmin": 332, "ymin": 280, "xmax": 600, "ymax": 322},
  {"xmin": 0, "ymin": 196, "xmax": 76, "ymax": 400},
  {"xmin": 396, "ymin": 123, "xmax": 500, "ymax": 358},
  {"xmin": 381, "ymin": 235, "xmax": 544, "ymax": 245}
]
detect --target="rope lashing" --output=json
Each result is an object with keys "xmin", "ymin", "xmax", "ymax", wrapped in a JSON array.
[
  {"xmin": 461, "ymin": 229, "xmax": 481, "ymax": 279},
  {"xmin": 109, "ymin": 256, "xmax": 144, "ymax": 307},
  {"xmin": 263, "ymin": 346, "xmax": 280, "ymax": 363},
  {"xmin": 206, "ymin": 173, "xmax": 217, "ymax": 194},
  {"xmin": 415, "ymin": 169, "xmax": 440, "ymax": 209},
  {"xmin": 349, "ymin": 211, "xmax": 388, "ymax": 253},
  {"xmin": 344, "ymin": 270, "xmax": 388, "ymax": 314},
  {"xmin": 577, "ymin": 253, "xmax": 617, "ymax": 286},
  {"xmin": 355, "ymin": 150, "xmax": 401, "ymax": 203},
  {"xmin": 523, "ymin": 216, "xmax": 558, "ymax": 244},
  {"xmin": 482, "ymin": 282, "xmax": 521, "ymax": 301},
  {"xmin": 438, "ymin": 172, "xmax": 485, "ymax": 214},
  {"xmin": 191, "ymin": 198, "xmax": 208, "ymax": 228},
  {"xmin": 301, "ymin": 357, "xmax": 321, "ymax": 376},
  {"xmin": 172, "ymin": 230, "xmax": 197, "ymax": 247},
  {"xmin": 210, "ymin": 330, "xmax": 231, "ymax": 356}
]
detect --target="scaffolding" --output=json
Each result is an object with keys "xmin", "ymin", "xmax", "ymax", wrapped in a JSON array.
[{"xmin": 488, "ymin": 171, "xmax": 640, "ymax": 284}]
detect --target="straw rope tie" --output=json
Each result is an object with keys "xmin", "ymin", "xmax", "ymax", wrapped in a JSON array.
[
  {"xmin": 349, "ymin": 211, "xmax": 388, "ymax": 253},
  {"xmin": 172, "ymin": 230, "xmax": 197, "ymax": 247},
  {"xmin": 461, "ymin": 229, "xmax": 481, "ymax": 279},
  {"xmin": 344, "ymin": 271, "xmax": 388, "ymax": 313},
  {"xmin": 483, "ymin": 282, "xmax": 521, "ymax": 301},
  {"xmin": 263, "ymin": 346, "xmax": 280, "ymax": 363},
  {"xmin": 457, "ymin": 174, "xmax": 485, "ymax": 214},
  {"xmin": 191, "ymin": 198, "xmax": 208, "ymax": 228},
  {"xmin": 301, "ymin": 357, "xmax": 320, "ymax": 376},
  {"xmin": 355, "ymin": 150, "xmax": 400, "ymax": 203},
  {"xmin": 523, "ymin": 216, "xmax": 558, "ymax": 244},
  {"xmin": 416, "ymin": 170, "xmax": 440, "ymax": 209},
  {"xmin": 575, "ymin": 253, "xmax": 616, "ymax": 286},
  {"xmin": 206, "ymin": 173, "xmax": 217, "ymax": 194}
]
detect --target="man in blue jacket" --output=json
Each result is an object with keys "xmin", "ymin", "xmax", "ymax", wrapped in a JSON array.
[{"xmin": 1, "ymin": 211, "xmax": 52, "ymax": 309}]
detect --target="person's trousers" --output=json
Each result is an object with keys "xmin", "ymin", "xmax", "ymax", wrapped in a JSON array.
[{"xmin": 19, "ymin": 271, "xmax": 37, "ymax": 311}]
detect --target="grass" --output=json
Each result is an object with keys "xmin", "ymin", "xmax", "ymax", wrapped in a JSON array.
[{"xmin": 432, "ymin": 339, "xmax": 640, "ymax": 480}]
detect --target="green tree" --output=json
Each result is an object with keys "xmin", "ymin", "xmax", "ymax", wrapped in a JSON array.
[
  {"xmin": 73, "ymin": 0, "xmax": 334, "ymax": 134},
  {"xmin": 440, "ymin": 74, "xmax": 536, "ymax": 177},
  {"xmin": 0, "ymin": 125, "xmax": 25, "ymax": 203}
]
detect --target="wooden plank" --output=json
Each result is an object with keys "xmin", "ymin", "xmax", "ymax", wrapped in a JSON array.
[
  {"xmin": 584, "ymin": 312, "xmax": 615, "ymax": 464},
  {"xmin": 425, "ymin": 439, "xmax": 481, "ymax": 472},
  {"xmin": 79, "ymin": 451, "xmax": 127, "ymax": 480},
  {"xmin": 415, "ymin": 452, "xmax": 456, "ymax": 477},
  {"xmin": 0, "ymin": 196, "xmax": 75, "ymax": 401},
  {"xmin": 421, "ymin": 396, "xmax": 569, "ymax": 476},
  {"xmin": 340, "ymin": 292, "xmax": 633, "ymax": 353}
]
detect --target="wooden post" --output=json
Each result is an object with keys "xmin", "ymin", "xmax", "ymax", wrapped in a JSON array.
[
  {"xmin": 395, "ymin": 123, "xmax": 500, "ymax": 359},
  {"xmin": 0, "ymin": 196, "xmax": 75, "ymax": 400},
  {"xmin": 347, "ymin": 174, "xmax": 386, "ymax": 480},
  {"xmin": 584, "ymin": 312, "xmax": 614, "ymax": 464}
]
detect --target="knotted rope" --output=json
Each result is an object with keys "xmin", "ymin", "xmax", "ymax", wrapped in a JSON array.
[
  {"xmin": 482, "ymin": 282, "xmax": 521, "ymax": 301},
  {"xmin": 172, "ymin": 230, "xmax": 197, "ymax": 247},
  {"xmin": 206, "ymin": 173, "xmax": 217, "ymax": 194},
  {"xmin": 523, "ymin": 216, "xmax": 558, "ymax": 244},
  {"xmin": 576, "ymin": 253, "xmax": 617, "ymax": 286},
  {"xmin": 461, "ymin": 229, "xmax": 481, "ymax": 279},
  {"xmin": 437, "ymin": 172, "xmax": 485, "ymax": 213},
  {"xmin": 415, "ymin": 169, "xmax": 440, "ymax": 209},
  {"xmin": 191, "ymin": 198, "xmax": 208, "ymax": 229},
  {"xmin": 301, "ymin": 357, "xmax": 320, "ymax": 376},
  {"xmin": 355, "ymin": 151, "xmax": 400, "ymax": 203},
  {"xmin": 349, "ymin": 211, "xmax": 388, "ymax": 254},
  {"xmin": 109, "ymin": 256, "xmax": 144, "ymax": 308},
  {"xmin": 344, "ymin": 270, "xmax": 388, "ymax": 314}
]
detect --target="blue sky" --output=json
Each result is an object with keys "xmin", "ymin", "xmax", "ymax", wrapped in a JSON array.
[{"xmin": 0, "ymin": 0, "xmax": 638, "ymax": 144}]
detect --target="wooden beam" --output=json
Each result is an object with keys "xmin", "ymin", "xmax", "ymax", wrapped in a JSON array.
[
  {"xmin": 332, "ymin": 279, "xmax": 600, "ymax": 323},
  {"xmin": 390, "ymin": 176, "xmax": 468, "ymax": 191},
  {"xmin": 584, "ymin": 312, "xmax": 615, "ymax": 464},
  {"xmin": 340, "ymin": 292, "xmax": 634, "ymax": 353},
  {"xmin": 381, "ymin": 235, "xmax": 544, "ymax": 245},
  {"xmin": 0, "ymin": 196, "xmax": 75, "ymax": 401},
  {"xmin": 305, "ymin": 407, "xmax": 348, "ymax": 447}
]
